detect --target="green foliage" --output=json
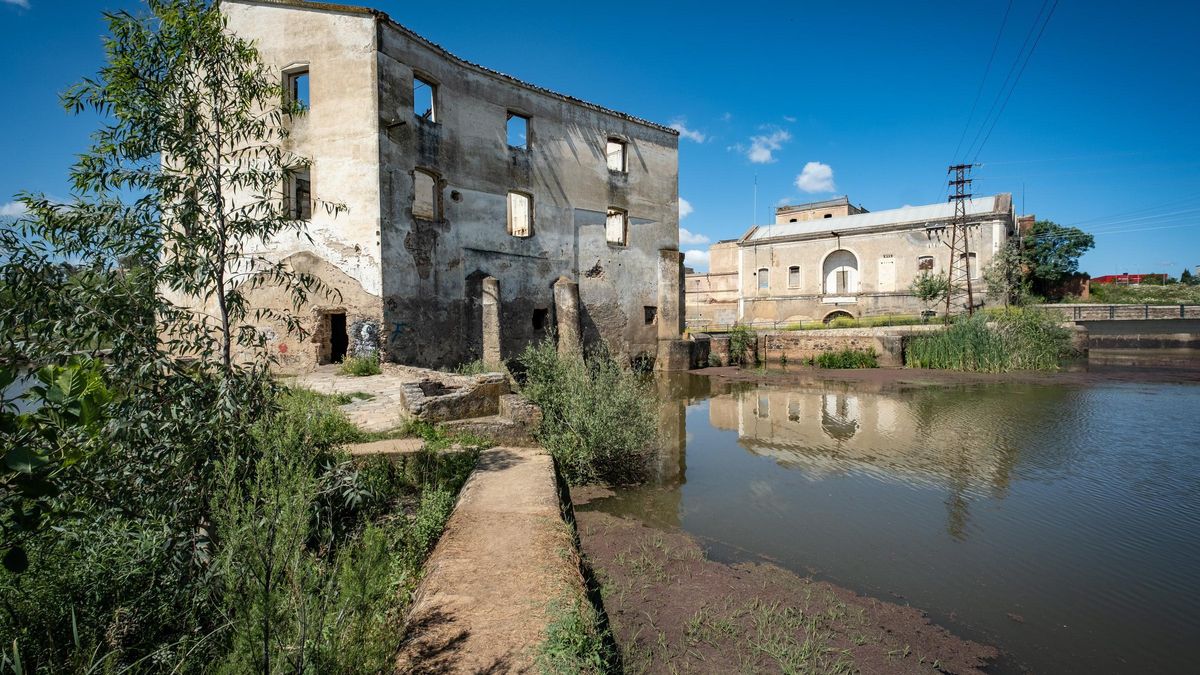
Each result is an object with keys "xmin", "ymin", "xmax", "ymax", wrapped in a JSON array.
[
  {"xmin": 453, "ymin": 359, "xmax": 504, "ymax": 376},
  {"xmin": 1087, "ymin": 282, "xmax": 1200, "ymax": 305},
  {"xmin": 1021, "ymin": 220, "xmax": 1095, "ymax": 296},
  {"xmin": 707, "ymin": 352, "xmax": 723, "ymax": 368},
  {"xmin": 728, "ymin": 324, "xmax": 758, "ymax": 366},
  {"xmin": 813, "ymin": 348, "xmax": 879, "ymax": 369},
  {"xmin": 782, "ymin": 315, "xmax": 926, "ymax": 331},
  {"xmin": 339, "ymin": 354, "xmax": 381, "ymax": 376},
  {"xmin": 906, "ymin": 308, "xmax": 1074, "ymax": 372},
  {"xmin": 537, "ymin": 596, "xmax": 616, "ymax": 675},
  {"xmin": 518, "ymin": 339, "xmax": 655, "ymax": 485},
  {"xmin": 1181, "ymin": 268, "xmax": 1196, "ymax": 285},
  {"xmin": 983, "ymin": 240, "xmax": 1031, "ymax": 307},
  {"xmin": 910, "ymin": 271, "xmax": 951, "ymax": 312}
]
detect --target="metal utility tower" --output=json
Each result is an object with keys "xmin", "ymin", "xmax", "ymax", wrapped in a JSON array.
[{"xmin": 944, "ymin": 163, "xmax": 977, "ymax": 318}]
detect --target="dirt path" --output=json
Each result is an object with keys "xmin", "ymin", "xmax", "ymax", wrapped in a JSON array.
[
  {"xmin": 397, "ymin": 446, "xmax": 580, "ymax": 673},
  {"xmin": 575, "ymin": 504, "xmax": 998, "ymax": 674}
]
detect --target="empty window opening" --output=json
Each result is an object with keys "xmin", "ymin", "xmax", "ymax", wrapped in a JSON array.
[
  {"xmin": 788, "ymin": 265, "xmax": 801, "ymax": 288},
  {"xmin": 644, "ymin": 306, "xmax": 658, "ymax": 325},
  {"xmin": 412, "ymin": 169, "xmax": 438, "ymax": 220},
  {"xmin": 532, "ymin": 308, "xmax": 548, "ymax": 330},
  {"xmin": 286, "ymin": 68, "xmax": 310, "ymax": 112},
  {"xmin": 413, "ymin": 76, "xmax": 436, "ymax": 121},
  {"xmin": 823, "ymin": 213, "xmax": 833, "ymax": 219},
  {"xmin": 918, "ymin": 255, "xmax": 935, "ymax": 271},
  {"xmin": 507, "ymin": 112, "xmax": 528, "ymax": 149},
  {"xmin": 287, "ymin": 168, "xmax": 312, "ymax": 221},
  {"xmin": 606, "ymin": 138, "xmax": 626, "ymax": 172},
  {"xmin": 508, "ymin": 191, "xmax": 532, "ymax": 237},
  {"xmin": 789, "ymin": 218, "xmax": 798, "ymax": 223},
  {"xmin": 605, "ymin": 207, "xmax": 628, "ymax": 245},
  {"xmin": 324, "ymin": 312, "xmax": 348, "ymax": 364},
  {"xmin": 757, "ymin": 267, "xmax": 769, "ymax": 290}
]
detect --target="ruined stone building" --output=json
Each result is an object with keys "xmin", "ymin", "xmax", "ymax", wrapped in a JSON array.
[
  {"xmin": 685, "ymin": 194, "xmax": 1016, "ymax": 326},
  {"xmin": 222, "ymin": 0, "xmax": 684, "ymax": 370}
]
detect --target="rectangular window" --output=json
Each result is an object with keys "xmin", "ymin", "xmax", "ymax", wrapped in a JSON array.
[
  {"xmin": 966, "ymin": 252, "xmax": 979, "ymax": 279},
  {"xmin": 605, "ymin": 207, "xmax": 627, "ymax": 245},
  {"xmin": 508, "ymin": 191, "xmax": 532, "ymax": 237},
  {"xmin": 836, "ymin": 270, "xmax": 849, "ymax": 294},
  {"xmin": 606, "ymin": 138, "xmax": 626, "ymax": 172},
  {"xmin": 644, "ymin": 306, "xmax": 657, "ymax": 325},
  {"xmin": 918, "ymin": 255, "xmax": 934, "ymax": 271},
  {"xmin": 758, "ymin": 268, "xmax": 769, "ymax": 290},
  {"xmin": 413, "ymin": 76, "xmax": 436, "ymax": 122},
  {"xmin": 287, "ymin": 168, "xmax": 311, "ymax": 221},
  {"xmin": 788, "ymin": 265, "xmax": 800, "ymax": 288},
  {"xmin": 878, "ymin": 256, "xmax": 896, "ymax": 292},
  {"xmin": 507, "ymin": 112, "xmax": 528, "ymax": 149},
  {"xmin": 286, "ymin": 69, "xmax": 310, "ymax": 111},
  {"xmin": 757, "ymin": 395, "xmax": 770, "ymax": 419},
  {"xmin": 412, "ymin": 169, "xmax": 438, "ymax": 220}
]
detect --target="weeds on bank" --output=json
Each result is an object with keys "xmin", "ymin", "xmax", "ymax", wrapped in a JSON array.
[
  {"xmin": 907, "ymin": 307, "xmax": 1073, "ymax": 372},
  {"xmin": 813, "ymin": 348, "xmax": 879, "ymax": 369},
  {"xmin": 783, "ymin": 314, "xmax": 927, "ymax": 331},
  {"xmin": 340, "ymin": 354, "xmax": 381, "ymax": 376},
  {"xmin": 517, "ymin": 338, "xmax": 656, "ymax": 485},
  {"xmin": 537, "ymin": 595, "xmax": 617, "ymax": 674}
]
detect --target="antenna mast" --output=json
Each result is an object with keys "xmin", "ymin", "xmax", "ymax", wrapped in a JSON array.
[{"xmin": 945, "ymin": 163, "xmax": 978, "ymax": 318}]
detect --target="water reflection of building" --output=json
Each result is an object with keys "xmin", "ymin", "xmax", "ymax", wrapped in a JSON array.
[{"xmin": 709, "ymin": 384, "xmax": 1039, "ymax": 538}]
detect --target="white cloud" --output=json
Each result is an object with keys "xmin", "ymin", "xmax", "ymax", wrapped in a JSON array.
[
  {"xmin": 0, "ymin": 201, "xmax": 28, "ymax": 217},
  {"xmin": 720, "ymin": 112, "xmax": 732, "ymax": 122},
  {"xmin": 669, "ymin": 120, "xmax": 706, "ymax": 143},
  {"xmin": 746, "ymin": 128, "xmax": 791, "ymax": 164},
  {"xmin": 783, "ymin": 115, "xmax": 797, "ymax": 123},
  {"xmin": 679, "ymin": 227, "xmax": 709, "ymax": 247},
  {"xmin": 684, "ymin": 248, "xmax": 710, "ymax": 270},
  {"xmin": 678, "ymin": 197, "xmax": 693, "ymax": 219},
  {"xmin": 795, "ymin": 161, "xmax": 836, "ymax": 193},
  {"xmin": 2, "ymin": 0, "xmax": 31, "ymax": 8}
]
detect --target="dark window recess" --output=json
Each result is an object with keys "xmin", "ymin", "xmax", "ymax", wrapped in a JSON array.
[
  {"xmin": 532, "ymin": 308, "xmax": 549, "ymax": 330},
  {"xmin": 288, "ymin": 70, "xmax": 309, "ymax": 111},
  {"xmin": 644, "ymin": 306, "xmax": 658, "ymax": 325},
  {"xmin": 329, "ymin": 312, "xmax": 348, "ymax": 363},
  {"xmin": 292, "ymin": 174, "xmax": 312, "ymax": 220},
  {"xmin": 823, "ymin": 213, "xmax": 833, "ymax": 218}
]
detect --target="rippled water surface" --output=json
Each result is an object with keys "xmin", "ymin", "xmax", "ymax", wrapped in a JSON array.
[{"xmin": 586, "ymin": 372, "xmax": 1200, "ymax": 673}]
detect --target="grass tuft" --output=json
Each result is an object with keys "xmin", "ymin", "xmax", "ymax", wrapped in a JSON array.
[{"xmin": 340, "ymin": 354, "xmax": 381, "ymax": 376}]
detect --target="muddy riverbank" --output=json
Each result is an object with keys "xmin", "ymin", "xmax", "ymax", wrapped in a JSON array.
[{"xmin": 574, "ymin": 488, "xmax": 998, "ymax": 674}]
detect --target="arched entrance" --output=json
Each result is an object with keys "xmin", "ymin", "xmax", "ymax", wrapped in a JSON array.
[
  {"xmin": 822, "ymin": 310, "xmax": 854, "ymax": 324},
  {"xmin": 822, "ymin": 249, "xmax": 859, "ymax": 294}
]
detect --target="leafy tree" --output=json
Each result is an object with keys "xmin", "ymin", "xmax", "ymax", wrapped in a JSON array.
[
  {"xmin": 983, "ymin": 240, "xmax": 1031, "ymax": 307},
  {"xmin": 1020, "ymin": 220, "xmax": 1095, "ymax": 296},
  {"xmin": 1182, "ymin": 268, "xmax": 1196, "ymax": 285},
  {"xmin": 910, "ymin": 271, "xmax": 950, "ymax": 317}
]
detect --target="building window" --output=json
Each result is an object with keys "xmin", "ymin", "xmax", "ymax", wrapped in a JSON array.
[
  {"xmin": 286, "ymin": 168, "xmax": 311, "ymax": 221},
  {"xmin": 507, "ymin": 191, "xmax": 532, "ymax": 237},
  {"xmin": 757, "ymin": 395, "xmax": 770, "ymax": 418},
  {"xmin": 823, "ymin": 213, "xmax": 833, "ymax": 219},
  {"xmin": 963, "ymin": 251, "xmax": 979, "ymax": 279},
  {"xmin": 757, "ymin": 267, "xmax": 769, "ymax": 290},
  {"xmin": 788, "ymin": 265, "xmax": 801, "ymax": 288},
  {"xmin": 606, "ymin": 138, "xmax": 626, "ymax": 172},
  {"xmin": 412, "ymin": 169, "xmax": 438, "ymax": 220},
  {"xmin": 507, "ymin": 112, "xmax": 528, "ymax": 150},
  {"xmin": 918, "ymin": 255, "xmax": 934, "ymax": 271},
  {"xmin": 644, "ymin": 306, "xmax": 657, "ymax": 325},
  {"xmin": 789, "ymin": 218, "xmax": 798, "ymax": 223},
  {"xmin": 285, "ymin": 68, "xmax": 310, "ymax": 112},
  {"xmin": 605, "ymin": 207, "xmax": 627, "ymax": 245},
  {"xmin": 413, "ymin": 75, "xmax": 436, "ymax": 122},
  {"xmin": 532, "ymin": 308, "xmax": 548, "ymax": 330}
]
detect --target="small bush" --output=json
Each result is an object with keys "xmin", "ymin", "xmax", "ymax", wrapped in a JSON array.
[
  {"xmin": 340, "ymin": 354, "xmax": 381, "ymax": 376},
  {"xmin": 906, "ymin": 308, "xmax": 1073, "ymax": 372},
  {"xmin": 728, "ymin": 324, "xmax": 757, "ymax": 366},
  {"xmin": 707, "ymin": 352, "xmax": 722, "ymax": 368},
  {"xmin": 537, "ymin": 596, "xmax": 616, "ymax": 674},
  {"xmin": 517, "ymin": 339, "xmax": 655, "ymax": 485},
  {"xmin": 814, "ymin": 348, "xmax": 879, "ymax": 369}
]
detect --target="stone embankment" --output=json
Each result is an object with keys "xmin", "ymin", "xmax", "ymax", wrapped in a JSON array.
[{"xmin": 705, "ymin": 325, "xmax": 943, "ymax": 367}]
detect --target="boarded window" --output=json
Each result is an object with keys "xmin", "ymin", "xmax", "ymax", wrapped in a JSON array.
[
  {"xmin": 758, "ymin": 268, "xmax": 769, "ymax": 290},
  {"xmin": 286, "ymin": 68, "xmax": 309, "ymax": 111},
  {"xmin": 507, "ymin": 112, "xmax": 528, "ymax": 149},
  {"xmin": 788, "ymin": 265, "xmax": 801, "ymax": 288},
  {"xmin": 963, "ymin": 251, "xmax": 979, "ymax": 279},
  {"xmin": 412, "ymin": 169, "xmax": 437, "ymax": 220},
  {"xmin": 413, "ymin": 76, "xmax": 436, "ymax": 121},
  {"xmin": 508, "ymin": 191, "xmax": 532, "ymax": 237},
  {"xmin": 606, "ymin": 138, "xmax": 626, "ymax": 172},
  {"xmin": 287, "ymin": 168, "xmax": 311, "ymax": 221},
  {"xmin": 878, "ymin": 256, "xmax": 896, "ymax": 292},
  {"xmin": 605, "ymin": 207, "xmax": 627, "ymax": 245},
  {"xmin": 918, "ymin": 255, "xmax": 934, "ymax": 271}
]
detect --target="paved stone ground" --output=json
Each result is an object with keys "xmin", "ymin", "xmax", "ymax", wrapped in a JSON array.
[
  {"xmin": 396, "ymin": 446, "xmax": 581, "ymax": 673},
  {"xmin": 290, "ymin": 365, "xmax": 418, "ymax": 432}
]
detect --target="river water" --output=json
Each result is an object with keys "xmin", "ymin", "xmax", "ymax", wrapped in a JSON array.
[{"xmin": 584, "ymin": 360, "xmax": 1200, "ymax": 673}]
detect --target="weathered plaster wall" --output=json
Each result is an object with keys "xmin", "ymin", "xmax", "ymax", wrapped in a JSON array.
[{"xmin": 375, "ymin": 20, "xmax": 679, "ymax": 368}]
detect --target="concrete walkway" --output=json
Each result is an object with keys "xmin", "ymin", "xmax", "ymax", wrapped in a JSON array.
[{"xmin": 396, "ymin": 446, "xmax": 580, "ymax": 673}]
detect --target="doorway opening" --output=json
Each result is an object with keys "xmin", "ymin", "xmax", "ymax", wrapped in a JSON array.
[{"xmin": 328, "ymin": 312, "xmax": 348, "ymax": 363}]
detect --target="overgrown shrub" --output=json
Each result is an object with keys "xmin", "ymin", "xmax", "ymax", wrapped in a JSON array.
[
  {"xmin": 814, "ymin": 348, "xmax": 879, "ymax": 369},
  {"xmin": 340, "ymin": 354, "xmax": 381, "ymax": 376},
  {"xmin": 537, "ymin": 595, "xmax": 616, "ymax": 674},
  {"xmin": 728, "ymin": 324, "xmax": 758, "ymax": 366},
  {"xmin": 518, "ymin": 339, "xmax": 656, "ymax": 485},
  {"xmin": 906, "ymin": 308, "xmax": 1074, "ymax": 372}
]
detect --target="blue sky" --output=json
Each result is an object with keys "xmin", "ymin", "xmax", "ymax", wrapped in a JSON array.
[{"xmin": 2, "ymin": 0, "xmax": 1198, "ymax": 275}]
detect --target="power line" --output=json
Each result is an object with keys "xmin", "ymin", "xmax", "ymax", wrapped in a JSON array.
[{"xmin": 952, "ymin": 0, "xmax": 1014, "ymax": 162}]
